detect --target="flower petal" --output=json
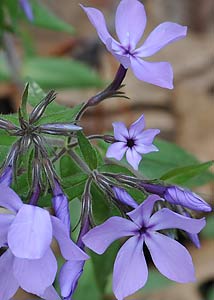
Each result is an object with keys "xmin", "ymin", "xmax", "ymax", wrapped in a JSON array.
[
  {"xmin": 145, "ymin": 232, "xmax": 195, "ymax": 283},
  {"xmin": 0, "ymin": 186, "xmax": 23, "ymax": 213},
  {"xmin": 164, "ymin": 186, "xmax": 212, "ymax": 212},
  {"xmin": 130, "ymin": 57, "xmax": 173, "ymax": 89},
  {"xmin": 128, "ymin": 194, "xmax": 163, "ymax": 227},
  {"xmin": 0, "ymin": 250, "xmax": 19, "ymax": 300},
  {"xmin": 113, "ymin": 235, "xmax": 148, "ymax": 300},
  {"xmin": 128, "ymin": 114, "xmax": 145, "ymax": 138},
  {"xmin": 149, "ymin": 208, "xmax": 206, "ymax": 233},
  {"xmin": 82, "ymin": 216, "xmax": 138, "ymax": 254},
  {"xmin": 51, "ymin": 216, "xmax": 89, "ymax": 261},
  {"xmin": 41, "ymin": 285, "xmax": 61, "ymax": 300},
  {"xmin": 136, "ymin": 22, "xmax": 187, "ymax": 57},
  {"xmin": 113, "ymin": 187, "xmax": 138, "ymax": 208},
  {"xmin": 112, "ymin": 121, "xmax": 129, "ymax": 141},
  {"xmin": 134, "ymin": 143, "xmax": 159, "ymax": 154},
  {"xmin": 106, "ymin": 142, "xmax": 127, "ymax": 161},
  {"xmin": 80, "ymin": 5, "xmax": 112, "ymax": 44},
  {"xmin": 8, "ymin": 204, "xmax": 52, "ymax": 259},
  {"xmin": 135, "ymin": 128, "xmax": 160, "ymax": 145},
  {"xmin": 188, "ymin": 233, "xmax": 201, "ymax": 249},
  {"xmin": 0, "ymin": 214, "xmax": 14, "ymax": 247},
  {"xmin": 13, "ymin": 248, "xmax": 57, "ymax": 295},
  {"xmin": 106, "ymin": 38, "xmax": 131, "ymax": 68},
  {"xmin": 59, "ymin": 260, "xmax": 84, "ymax": 298},
  {"xmin": 126, "ymin": 148, "xmax": 142, "ymax": 170},
  {"xmin": 115, "ymin": 0, "xmax": 147, "ymax": 48}
]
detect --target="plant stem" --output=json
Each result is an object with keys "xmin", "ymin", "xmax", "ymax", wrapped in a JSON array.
[
  {"xmin": 75, "ymin": 64, "xmax": 127, "ymax": 120},
  {"xmin": 68, "ymin": 149, "xmax": 91, "ymax": 175}
]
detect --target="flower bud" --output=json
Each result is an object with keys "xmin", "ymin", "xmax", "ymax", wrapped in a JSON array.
[{"xmin": 113, "ymin": 187, "xmax": 138, "ymax": 208}]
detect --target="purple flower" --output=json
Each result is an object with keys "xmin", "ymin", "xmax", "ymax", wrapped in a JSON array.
[
  {"xmin": 164, "ymin": 186, "xmax": 212, "ymax": 212},
  {"xmin": 106, "ymin": 114, "xmax": 160, "ymax": 170},
  {"xmin": 0, "ymin": 186, "xmax": 89, "ymax": 300},
  {"xmin": 19, "ymin": 0, "xmax": 34, "ymax": 21},
  {"xmin": 81, "ymin": 0, "xmax": 187, "ymax": 89},
  {"xmin": 82, "ymin": 194, "xmax": 205, "ymax": 300},
  {"xmin": 113, "ymin": 186, "xmax": 138, "ymax": 208}
]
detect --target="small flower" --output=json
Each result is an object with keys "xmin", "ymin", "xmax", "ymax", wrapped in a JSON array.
[
  {"xmin": 83, "ymin": 194, "xmax": 205, "ymax": 300},
  {"xmin": 0, "ymin": 186, "xmax": 89, "ymax": 300},
  {"xmin": 164, "ymin": 185, "xmax": 212, "ymax": 212},
  {"xmin": 19, "ymin": 0, "xmax": 34, "ymax": 22},
  {"xmin": 113, "ymin": 186, "xmax": 138, "ymax": 208},
  {"xmin": 106, "ymin": 114, "xmax": 160, "ymax": 170},
  {"xmin": 81, "ymin": 0, "xmax": 187, "ymax": 89}
]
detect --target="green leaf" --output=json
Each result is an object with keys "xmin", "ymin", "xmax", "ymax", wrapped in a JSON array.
[
  {"xmin": 90, "ymin": 241, "xmax": 120, "ymax": 294},
  {"xmin": 60, "ymin": 155, "xmax": 88, "ymax": 200},
  {"xmin": 22, "ymin": 57, "xmax": 103, "ymax": 89},
  {"xmin": 73, "ymin": 260, "xmax": 101, "ymax": 300},
  {"xmin": 160, "ymin": 161, "xmax": 214, "ymax": 185},
  {"xmin": 98, "ymin": 163, "xmax": 134, "ymax": 176},
  {"xmin": 0, "ymin": 132, "xmax": 17, "ymax": 146},
  {"xmin": 29, "ymin": 0, "xmax": 74, "ymax": 33},
  {"xmin": 28, "ymin": 80, "xmax": 85, "ymax": 124},
  {"xmin": 20, "ymin": 82, "xmax": 29, "ymax": 120},
  {"xmin": 0, "ymin": 145, "xmax": 9, "ymax": 162},
  {"xmin": 139, "ymin": 139, "xmax": 214, "ymax": 187},
  {"xmin": 77, "ymin": 132, "xmax": 98, "ymax": 170},
  {"xmin": 0, "ymin": 55, "xmax": 103, "ymax": 89}
]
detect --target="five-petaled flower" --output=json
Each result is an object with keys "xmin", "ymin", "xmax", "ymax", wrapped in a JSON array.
[
  {"xmin": 81, "ymin": 0, "xmax": 187, "ymax": 89},
  {"xmin": 106, "ymin": 114, "xmax": 160, "ymax": 170},
  {"xmin": 0, "ymin": 186, "xmax": 89, "ymax": 300},
  {"xmin": 83, "ymin": 194, "xmax": 205, "ymax": 300}
]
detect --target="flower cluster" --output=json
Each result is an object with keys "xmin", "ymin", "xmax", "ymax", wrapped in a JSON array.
[{"xmin": 0, "ymin": 1, "xmax": 212, "ymax": 300}]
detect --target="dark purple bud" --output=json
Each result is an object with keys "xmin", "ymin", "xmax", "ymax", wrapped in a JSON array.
[
  {"xmin": 52, "ymin": 180, "xmax": 71, "ymax": 233},
  {"xmin": 29, "ymin": 184, "xmax": 41, "ymax": 206},
  {"xmin": 39, "ymin": 123, "xmax": 82, "ymax": 135},
  {"xmin": 140, "ymin": 182, "xmax": 167, "ymax": 195},
  {"xmin": 141, "ymin": 182, "xmax": 211, "ymax": 212},
  {"xmin": 164, "ymin": 186, "xmax": 211, "ymax": 212},
  {"xmin": 113, "ymin": 187, "xmax": 138, "ymax": 208}
]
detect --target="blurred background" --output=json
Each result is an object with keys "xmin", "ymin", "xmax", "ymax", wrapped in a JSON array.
[{"xmin": 1, "ymin": 0, "xmax": 213, "ymax": 299}]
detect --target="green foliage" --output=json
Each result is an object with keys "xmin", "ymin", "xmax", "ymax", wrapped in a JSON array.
[
  {"xmin": 2, "ymin": 0, "xmax": 73, "ymax": 33},
  {"xmin": 29, "ymin": 0, "xmax": 74, "ymax": 33},
  {"xmin": 0, "ymin": 56, "xmax": 103, "ymax": 90},
  {"xmin": 77, "ymin": 132, "xmax": 98, "ymax": 170},
  {"xmin": 160, "ymin": 161, "xmax": 214, "ymax": 186},
  {"xmin": 22, "ymin": 57, "xmax": 103, "ymax": 89},
  {"xmin": 139, "ymin": 139, "xmax": 214, "ymax": 187},
  {"xmin": 90, "ymin": 241, "xmax": 120, "ymax": 294},
  {"xmin": 73, "ymin": 260, "xmax": 101, "ymax": 300}
]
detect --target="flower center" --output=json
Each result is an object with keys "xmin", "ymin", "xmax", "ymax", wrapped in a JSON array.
[
  {"xmin": 139, "ymin": 226, "xmax": 147, "ymax": 235},
  {"xmin": 127, "ymin": 138, "xmax": 135, "ymax": 148}
]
